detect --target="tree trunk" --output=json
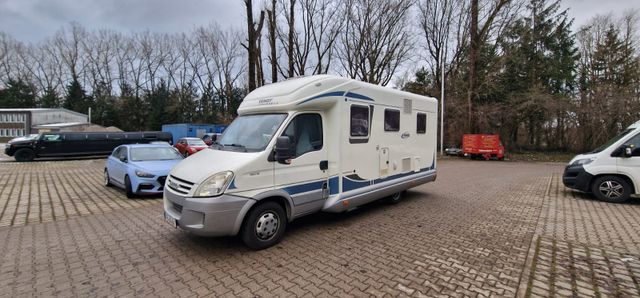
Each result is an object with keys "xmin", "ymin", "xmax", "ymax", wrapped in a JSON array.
[
  {"xmin": 268, "ymin": 0, "xmax": 278, "ymax": 83},
  {"xmin": 245, "ymin": 0, "xmax": 256, "ymax": 91},
  {"xmin": 467, "ymin": 0, "xmax": 478, "ymax": 133},
  {"xmin": 287, "ymin": 0, "xmax": 296, "ymax": 78}
]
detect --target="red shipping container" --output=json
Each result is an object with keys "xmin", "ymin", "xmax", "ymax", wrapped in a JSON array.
[{"xmin": 462, "ymin": 134, "xmax": 505, "ymax": 160}]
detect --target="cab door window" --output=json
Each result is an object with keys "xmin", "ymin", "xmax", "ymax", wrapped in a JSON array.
[
  {"xmin": 624, "ymin": 133, "xmax": 640, "ymax": 156},
  {"xmin": 281, "ymin": 113, "xmax": 323, "ymax": 158}
]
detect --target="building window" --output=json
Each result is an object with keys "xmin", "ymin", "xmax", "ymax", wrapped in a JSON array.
[
  {"xmin": 384, "ymin": 109, "xmax": 400, "ymax": 132},
  {"xmin": 417, "ymin": 113, "xmax": 426, "ymax": 134}
]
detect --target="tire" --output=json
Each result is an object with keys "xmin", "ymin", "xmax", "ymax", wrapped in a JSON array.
[
  {"xmin": 104, "ymin": 169, "xmax": 112, "ymax": 187},
  {"xmin": 240, "ymin": 201, "xmax": 287, "ymax": 250},
  {"xmin": 124, "ymin": 175, "xmax": 135, "ymax": 198},
  {"xmin": 14, "ymin": 149, "xmax": 35, "ymax": 162},
  {"xmin": 591, "ymin": 175, "xmax": 631, "ymax": 203},
  {"xmin": 387, "ymin": 191, "xmax": 403, "ymax": 204}
]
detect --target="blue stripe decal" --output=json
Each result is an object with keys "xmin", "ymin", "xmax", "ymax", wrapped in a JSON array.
[
  {"xmin": 297, "ymin": 91, "xmax": 346, "ymax": 105},
  {"xmin": 345, "ymin": 92, "xmax": 374, "ymax": 101},
  {"xmin": 283, "ymin": 180, "xmax": 325, "ymax": 195},
  {"xmin": 297, "ymin": 91, "xmax": 374, "ymax": 106},
  {"xmin": 343, "ymin": 176, "xmax": 371, "ymax": 192},
  {"xmin": 329, "ymin": 176, "xmax": 339, "ymax": 195}
]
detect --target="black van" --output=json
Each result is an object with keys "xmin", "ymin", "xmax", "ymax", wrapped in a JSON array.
[{"xmin": 4, "ymin": 131, "xmax": 172, "ymax": 162}]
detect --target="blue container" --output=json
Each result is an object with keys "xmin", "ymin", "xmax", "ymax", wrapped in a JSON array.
[{"xmin": 162, "ymin": 123, "xmax": 228, "ymax": 144}]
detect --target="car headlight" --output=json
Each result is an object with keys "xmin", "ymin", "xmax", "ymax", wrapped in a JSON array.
[
  {"xmin": 135, "ymin": 170, "xmax": 155, "ymax": 178},
  {"xmin": 571, "ymin": 157, "xmax": 596, "ymax": 166},
  {"xmin": 194, "ymin": 171, "xmax": 234, "ymax": 197}
]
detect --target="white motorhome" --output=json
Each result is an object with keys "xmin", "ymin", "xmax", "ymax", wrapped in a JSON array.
[
  {"xmin": 163, "ymin": 75, "xmax": 438, "ymax": 249},
  {"xmin": 563, "ymin": 120, "xmax": 640, "ymax": 203}
]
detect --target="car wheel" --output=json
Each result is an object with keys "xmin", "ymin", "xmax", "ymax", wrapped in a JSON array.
[
  {"xmin": 387, "ymin": 191, "xmax": 403, "ymax": 204},
  {"xmin": 14, "ymin": 149, "xmax": 35, "ymax": 162},
  {"xmin": 591, "ymin": 175, "xmax": 631, "ymax": 203},
  {"xmin": 124, "ymin": 175, "xmax": 135, "ymax": 199},
  {"xmin": 241, "ymin": 201, "xmax": 287, "ymax": 250},
  {"xmin": 104, "ymin": 169, "xmax": 112, "ymax": 187}
]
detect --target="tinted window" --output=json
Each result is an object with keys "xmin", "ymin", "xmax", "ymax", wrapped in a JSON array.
[
  {"xmin": 350, "ymin": 105, "xmax": 369, "ymax": 137},
  {"xmin": 65, "ymin": 134, "xmax": 86, "ymax": 141},
  {"xmin": 384, "ymin": 109, "xmax": 400, "ymax": 132},
  {"xmin": 417, "ymin": 113, "xmax": 426, "ymax": 134},
  {"xmin": 87, "ymin": 133, "xmax": 107, "ymax": 140},
  {"xmin": 187, "ymin": 139, "xmax": 207, "ymax": 146},
  {"xmin": 125, "ymin": 133, "xmax": 142, "ymax": 140},
  {"xmin": 281, "ymin": 114, "xmax": 323, "ymax": 158}
]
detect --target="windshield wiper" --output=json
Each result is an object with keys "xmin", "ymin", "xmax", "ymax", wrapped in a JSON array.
[{"xmin": 221, "ymin": 143, "xmax": 248, "ymax": 152}]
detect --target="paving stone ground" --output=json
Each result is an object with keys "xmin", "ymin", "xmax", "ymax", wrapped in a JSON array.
[{"xmin": 0, "ymin": 158, "xmax": 638, "ymax": 297}]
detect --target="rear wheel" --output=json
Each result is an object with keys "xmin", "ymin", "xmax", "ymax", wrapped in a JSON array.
[
  {"xmin": 14, "ymin": 149, "xmax": 35, "ymax": 162},
  {"xmin": 591, "ymin": 175, "xmax": 631, "ymax": 203},
  {"xmin": 104, "ymin": 169, "xmax": 112, "ymax": 187},
  {"xmin": 241, "ymin": 201, "xmax": 287, "ymax": 250},
  {"xmin": 387, "ymin": 191, "xmax": 403, "ymax": 204},
  {"xmin": 124, "ymin": 175, "xmax": 135, "ymax": 198}
]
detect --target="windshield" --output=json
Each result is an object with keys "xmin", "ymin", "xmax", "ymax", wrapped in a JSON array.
[
  {"xmin": 187, "ymin": 139, "xmax": 207, "ymax": 146},
  {"xmin": 216, "ymin": 113, "xmax": 288, "ymax": 152},
  {"xmin": 590, "ymin": 128, "xmax": 635, "ymax": 153},
  {"xmin": 130, "ymin": 147, "xmax": 183, "ymax": 161}
]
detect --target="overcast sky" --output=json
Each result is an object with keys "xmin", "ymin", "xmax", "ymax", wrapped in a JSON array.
[{"xmin": 0, "ymin": 0, "xmax": 638, "ymax": 43}]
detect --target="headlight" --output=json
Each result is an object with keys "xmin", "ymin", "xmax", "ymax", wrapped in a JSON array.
[
  {"xmin": 571, "ymin": 157, "xmax": 596, "ymax": 166},
  {"xmin": 194, "ymin": 171, "xmax": 234, "ymax": 197},
  {"xmin": 135, "ymin": 170, "xmax": 155, "ymax": 178}
]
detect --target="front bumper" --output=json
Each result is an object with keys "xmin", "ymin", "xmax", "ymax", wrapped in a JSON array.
[
  {"xmin": 562, "ymin": 165, "xmax": 593, "ymax": 192},
  {"xmin": 134, "ymin": 175, "xmax": 167, "ymax": 194},
  {"xmin": 4, "ymin": 147, "xmax": 13, "ymax": 156},
  {"xmin": 163, "ymin": 188, "xmax": 254, "ymax": 237}
]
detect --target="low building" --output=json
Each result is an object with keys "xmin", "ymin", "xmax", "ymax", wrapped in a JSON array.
[{"xmin": 0, "ymin": 108, "xmax": 88, "ymax": 142}]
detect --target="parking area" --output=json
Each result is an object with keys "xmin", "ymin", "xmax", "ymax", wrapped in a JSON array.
[{"xmin": 0, "ymin": 158, "xmax": 639, "ymax": 297}]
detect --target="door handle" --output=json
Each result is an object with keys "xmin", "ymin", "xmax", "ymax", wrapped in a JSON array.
[{"xmin": 319, "ymin": 160, "xmax": 328, "ymax": 171}]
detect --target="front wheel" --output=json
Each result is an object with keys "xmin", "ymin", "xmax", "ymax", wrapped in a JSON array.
[
  {"xmin": 124, "ymin": 175, "xmax": 135, "ymax": 199},
  {"xmin": 241, "ymin": 202, "xmax": 287, "ymax": 250},
  {"xmin": 14, "ymin": 149, "xmax": 35, "ymax": 162},
  {"xmin": 591, "ymin": 175, "xmax": 631, "ymax": 203}
]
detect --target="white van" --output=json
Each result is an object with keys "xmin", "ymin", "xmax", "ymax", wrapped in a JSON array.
[
  {"xmin": 163, "ymin": 75, "xmax": 438, "ymax": 249},
  {"xmin": 563, "ymin": 120, "xmax": 640, "ymax": 203}
]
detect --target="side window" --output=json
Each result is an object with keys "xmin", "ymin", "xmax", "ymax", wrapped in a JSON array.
[
  {"xmin": 417, "ymin": 113, "xmax": 426, "ymax": 134},
  {"xmin": 42, "ymin": 134, "xmax": 61, "ymax": 141},
  {"xmin": 624, "ymin": 133, "xmax": 640, "ymax": 148},
  {"xmin": 384, "ymin": 109, "xmax": 400, "ymax": 132},
  {"xmin": 113, "ymin": 147, "xmax": 122, "ymax": 157},
  {"xmin": 281, "ymin": 113, "xmax": 323, "ymax": 158},
  {"xmin": 119, "ymin": 148, "xmax": 128, "ymax": 160},
  {"xmin": 350, "ymin": 105, "xmax": 370, "ymax": 139}
]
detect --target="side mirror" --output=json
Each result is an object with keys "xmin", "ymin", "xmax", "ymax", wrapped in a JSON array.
[
  {"xmin": 625, "ymin": 146, "xmax": 633, "ymax": 157},
  {"xmin": 274, "ymin": 136, "xmax": 293, "ymax": 164},
  {"xmin": 120, "ymin": 156, "xmax": 128, "ymax": 163}
]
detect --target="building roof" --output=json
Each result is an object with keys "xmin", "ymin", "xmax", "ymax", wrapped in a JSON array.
[
  {"xmin": 0, "ymin": 108, "xmax": 88, "ymax": 118},
  {"xmin": 32, "ymin": 122, "xmax": 89, "ymax": 128}
]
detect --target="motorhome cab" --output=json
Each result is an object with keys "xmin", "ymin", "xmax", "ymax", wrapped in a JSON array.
[
  {"xmin": 563, "ymin": 120, "xmax": 640, "ymax": 203},
  {"xmin": 163, "ymin": 75, "xmax": 438, "ymax": 249}
]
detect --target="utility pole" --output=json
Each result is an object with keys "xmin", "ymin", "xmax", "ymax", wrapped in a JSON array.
[{"xmin": 440, "ymin": 46, "xmax": 445, "ymax": 156}]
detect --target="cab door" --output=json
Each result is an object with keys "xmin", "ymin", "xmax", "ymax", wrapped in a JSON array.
[
  {"xmin": 274, "ymin": 113, "xmax": 328, "ymax": 216},
  {"xmin": 616, "ymin": 132, "xmax": 640, "ymax": 194}
]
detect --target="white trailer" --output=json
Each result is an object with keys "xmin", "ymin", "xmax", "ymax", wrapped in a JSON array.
[{"xmin": 163, "ymin": 75, "xmax": 438, "ymax": 249}]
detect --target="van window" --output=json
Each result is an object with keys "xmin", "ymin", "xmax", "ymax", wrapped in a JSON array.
[
  {"xmin": 384, "ymin": 109, "xmax": 400, "ymax": 131},
  {"xmin": 281, "ymin": 113, "xmax": 323, "ymax": 158},
  {"xmin": 350, "ymin": 105, "xmax": 369, "ymax": 137},
  {"xmin": 624, "ymin": 133, "xmax": 640, "ymax": 148},
  {"xmin": 87, "ymin": 133, "xmax": 106, "ymax": 140},
  {"xmin": 417, "ymin": 113, "xmax": 426, "ymax": 134}
]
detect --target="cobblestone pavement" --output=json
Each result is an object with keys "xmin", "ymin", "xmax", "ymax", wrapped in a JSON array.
[
  {"xmin": 0, "ymin": 159, "xmax": 159, "ymax": 227},
  {"xmin": 0, "ymin": 159, "xmax": 639, "ymax": 297}
]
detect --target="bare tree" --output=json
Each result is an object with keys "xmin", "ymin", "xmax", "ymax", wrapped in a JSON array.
[{"xmin": 336, "ymin": 0, "xmax": 414, "ymax": 85}]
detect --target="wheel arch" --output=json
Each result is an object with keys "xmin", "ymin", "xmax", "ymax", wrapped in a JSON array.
[
  {"xmin": 231, "ymin": 189, "xmax": 294, "ymax": 236},
  {"xmin": 590, "ymin": 173, "xmax": 636, "ymax": 194}
]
